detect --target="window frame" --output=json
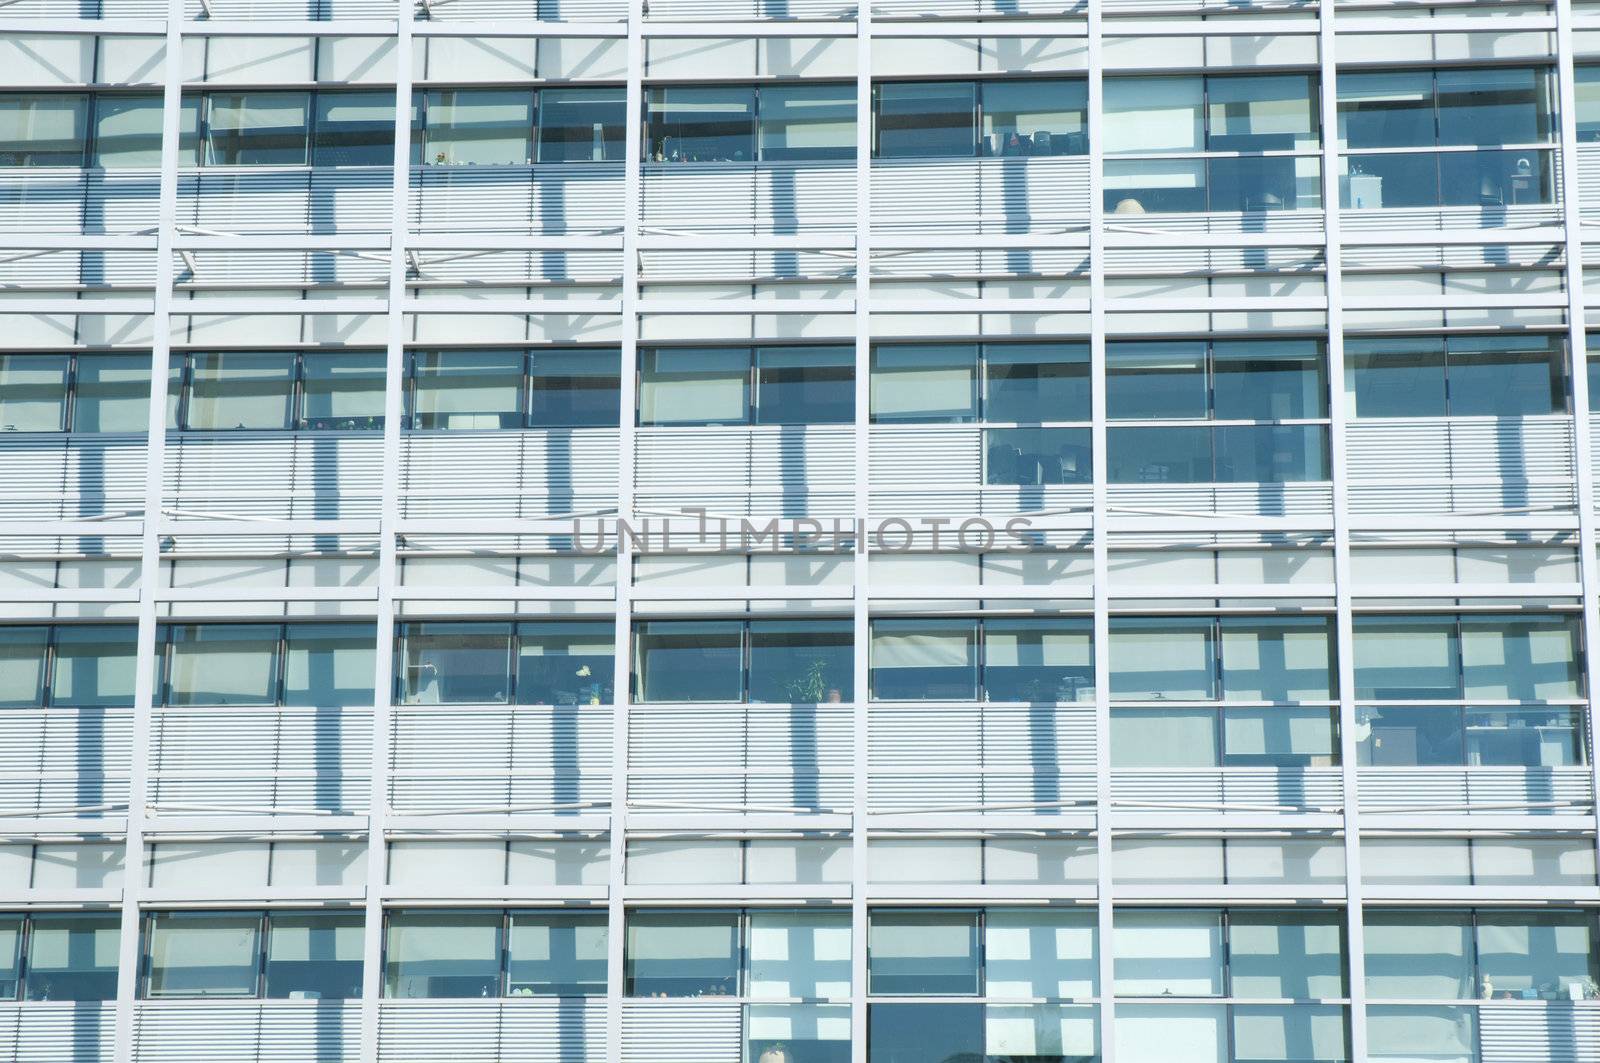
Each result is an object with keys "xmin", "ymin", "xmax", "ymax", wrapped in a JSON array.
[
  {"xmin": 140, "ymin": 909, "xmax": 364, "ymax": 1001},
  {"xmin": 631, "ymin": 618, "xmax": 854, "ymax": 705},
  {"xmin": 622, "ymin": 907, "xmax": 852, "ymax": 1001},
  {"xmin": 394, "ymin": 619, "xmax": 616, "ymax": 706},
  {"xmin": 404, "ymin": 347, "xmax": 622, "ymax": 431},
  {"xmin": 867, "ymin": 616, "xmax": 1095, "ymax": 703},
  {"xmin": 168, "ymin": 350, "xmax": 387, "ymax": 432},
  {"xmin": 156, "ymin": 621, "xmax": 377, "ymax": 709},
  {"xmin": 1363, "ymin": 907, "xmax": 1600, "ymax": 1002},
  {"xmin": 636, "ymin": 344, "xmax": 855, "ymax": 427},
  {"xmin": 1347, "ymin": 333, "xmax": 1569, "ymax": 419},
  {"xmin": 0, "ymin": 622, "xmax": 140, "ymax": 710},
  {"xmin": 1336, "ymin": 66, "xmax": 1557, "ymax": 210},
  {"xmin": 870, "ymin": 78, "xmax": 1090, "ymax": 161},
  {"xmin": 0, "ymin": 352, "xmax": 153, "ymax": 434},
  {"xmin": 1103, "ymin": 72, "xmax": 1323, "ymax": 214}
]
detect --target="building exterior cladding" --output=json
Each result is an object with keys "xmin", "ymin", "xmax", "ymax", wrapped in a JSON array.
[{"xmin": 6, "ymin": 0, "xmax": 1600, "ymax": 1061}]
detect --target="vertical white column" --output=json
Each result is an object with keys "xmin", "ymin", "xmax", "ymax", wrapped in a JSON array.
[
  {"xmin": 850, "ymin": 5, "xmax": 872, "ymax": 1063},
  {"xmin": 1085, "ymin": 3, "xmax": 1113, "ymax": 1061},
  {"xmin": 359, "ymin": 2, "xmax": 415, "ymax": 1059},
  {"xmin": 112, "ymin": 0, "xmax": 185, "ymax": 1054},
  {"xmin": 606, "ymin": 4, "xmax": 645, "ymax": 1062},
  {"xmin": 1552, "ymin": 0, "xmax": 1600, "ymax": 875},
  {"xmin": 1316, "ymin": 10, "xmax": 1367, "ymax": 1063}
]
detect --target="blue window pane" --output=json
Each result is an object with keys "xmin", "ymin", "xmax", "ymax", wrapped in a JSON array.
[
  {"xmin": 1438, "ymin": 148, "xmax": 1551, "ymax": 207},
  {"xmin": 539, "ymin": 88, "xmax": 626, "ymax": 163},
  {"xmin": 205, "ymin": 93, "xmax": 309, "ymax": 166},
  {"xmin": 1337, "ymin": 72, "xmax": 1435, "ymax": 150},
  {"xmin": 1106, "ymin": 426, "xmax": 1212, "ymax": 484},
  {"xmin": 1465, "ymin": 708, "xmax": 1585, "ymax": 767},
  {"xmin": 870, "ymin": 620, "xmax": 978, "ymax": 701},
  {"xmin": 1356, "ymin": 707, "xmax": 1465, "ymax": 767},
  {"xmin": 1106, "ymin": 343, "xmax": 1207, "ymax": 420},
  {"xmin": 1207, "ymin": 155, "xmax": 1316, "ymax": 212},
  {"xmin": 1445, "ymin": 336, "xmax": 1565, "ymax": 416},
  {"xmin": 1353, "ymin": 619, "xmax": 1461, "ymax": 700},
  {"xmin": 516, "ymin": 621, "xmax": 614, "ymax": 706},
  {"xmin": 1340, "ymin": 152, "xmax": 1439, "ymax": 208},
  {"xmin": 26, "ymin": 913, "xmax": 119, "ymax": 1001},
  {"xmin": 875, "ymin": 82, "xmax": 976, "ymax": 159},
  {"xmin": 397, "ymin": 622, "xmax": 513, "ymax": 704},
  {"xmin": 384, "ymin": 910, "xmax": 502, "ymax": 998},
  {"xmin": 311, "ymin": 92, "xmax": 395, "ymax": 166},
  {"xmin": 982, "ymin": 619, "xmax": 1094, "ymax": 703},
  {"xmin": 867, "ymin": 912, "xmax": 980, "ymax": 995},
  {"xmin": 1213, "ymin": 424, "xmax": 1328, "ymax": 483},
  {"xmin": 51, "ymin": 624, "xmax": 139, "ymax": 709},
  {"xmin": 870, "ymin": 1004, "xmax": 983, "ymax": 1063},
  {"xmin": 648, "ymin": 87, "xmax": 755, "ymax": 163},
  {"xmin": 264, "ymin": 911, "xmax": 363, "ymax": 1000},
  {"xmin": 529, "ymin": 349, "xmax": 621, "ymax": 428},
  {"xmin": 756, "ymin": 347, "xmax": 854, "ymax": 425},
  {"xmin": 635, "ymin": 621, "xmax": 743, "ymax": 702},
  {"xmin": 1212, "ymin": 341, "xmax": 1327, "ymax": 421},
  {"xmin": 1345, "ymin": 338, "xmax": 1448, "ymax": 418},
  {"xmin": 986, "ymin": 428, "xmax": 1092, "ymax": 485},
  {"xmin": 508, "ymin": 912, "xmax": 607, "ymax": 996},
  {"xmin": 1103, "ymin": 159, "xmax": 1206, "ymax": 214},
  {"xmin": 983, "ymin": 343, "xmax": 1090, "ymax": 423},
  {"xmin": 1436, "ymin": 67, "xmax": 1549, "ymax": 147},
  {"xmin": 625, "ymin": 911, "xmax": 739, "ymax": 997},
  {"xmin": 748, "ymin": 620, "xmax": 854, "ymax": 704},
  {"xmin": 0, "ymin": 94, "xmax": 89, "ymax": 166}
]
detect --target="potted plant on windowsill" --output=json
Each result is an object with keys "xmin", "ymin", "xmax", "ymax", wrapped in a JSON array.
[{"xmin": 783, "ymin": 658, "xmax": 834, "ymax": 704}]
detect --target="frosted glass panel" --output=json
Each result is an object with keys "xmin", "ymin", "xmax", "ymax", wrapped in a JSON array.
[
  {"xmin": 748, "ymin": 911, "xmax": 851, "ymax": 999},
  {"xmin": 1114, "ymin": 1004, "xmax": 1226, "ymax": 1063},
  {"xmin": 1112, "ymin": 911, "xmax": 1224, "ymax": 996},
  {"xmin": 984, "ymin": 909, "xmax": 1097, "ymax": 999}
]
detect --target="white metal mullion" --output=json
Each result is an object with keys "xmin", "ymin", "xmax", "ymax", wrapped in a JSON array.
[
  {"xmin": 1318, "ymin": 12, "xmax": 1367, "ymax": 1063},
  {"xmin": 607, "ymin": 2, "xmax": 645, "ymax": 1060},
  {"xmin": 1552, "ymin": 0, "xmax": 1600, "ymax": 883},
  {"xmin": 1087, "ymin": 3, "xmax": 1113, "ymax": 1060},
  {"xmin": 851, "ymin": 6, "xmax": 872, "ymax": 1063},
  {"xmin": 112, "ymin": 0, "xmax": 184, "ymax": 1053},
  {"xmin": 359, "ymin": 1, "xmax": 414, "ymax": 1057}
]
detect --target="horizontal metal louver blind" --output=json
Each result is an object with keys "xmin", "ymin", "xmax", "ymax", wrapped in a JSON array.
[
  {"xmin": 151, "ymin": 709, "xmax": 372, "ymax": 815},
  {"xmin": 0, "ymin": 709, "xmax": 133, "ymax": 818},
  {"xmin": 378, "ymin": 1000, "xmax": 607, "ymax": 1063},
  {"xmin": 620, "ymin": 1002, "xmax": 740, "ymax": 1063},
  {"xmin": 1357, "ymin": 767, "xmax": 1593, "ymax": 815},
  {"xmin": 133, "ymin": 1001, "xmax": 359, "ymax": 1062},
  {"xmin": 166, "ymin": 434, "xmax": 384, "ymax": 521},
  {"xmin": 1478, "ymin": 1003, "xmax": 1600, "ymax": 1063},
  {"xmin": 0, "ymin": 1001, "xmax": 115, "ymax": 1060},
  {"xmin": 0, "ymin": 438, "xmax": 147, "ymax": 521},
  {"xmin": 402, "ymin": 430, "xmax": 619, "ymax": 519},
  {"xmin": 412, "ymin": 167, "xmax": 624, "ymax": 235}
]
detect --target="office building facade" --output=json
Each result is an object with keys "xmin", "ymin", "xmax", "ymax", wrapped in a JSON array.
[{"xmin": 1, "ymin": 0, "xmax": 1599, "ymax": 1060}]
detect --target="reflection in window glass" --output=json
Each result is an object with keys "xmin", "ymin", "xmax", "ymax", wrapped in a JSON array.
[
  {"xmin": 639, "ymin": 348, "xmax": 750, "ymax": 426},
  {"xmin": 867, "ymin": 911, "xmax": 980, "ymax": 995},
  {"xmin": 282, "ymin": 623, "xmax": 376, "ymax": 707},
  {"xmin": 1356, "ymin": 706, "xmax": 1466, "ymax": 767},
  {"xmin": 1353, "ymin": 619, "xmax": 1461, "ymax": 699},
  {"xmin": 183, "ymin": 353, "xmax": 295, "ymax": 430},
  {"xmin": 748, "ymin": 911, "xmax": 851, "ymax": 999},
  {"xmin": 1106, "ymin": 425, "xmax": 1213, "ymax": 484},
  {"xmin": 1104, "ymin": 78, "xmax": 1202, "ymax": 155},
  {"xmin": 75, "ymin": 355, "xmax": 151, "ymax": 432},
  {"xmin": 423, "ymin": 90, "xmax": 532, "ymax": 166},
  {"xmin": 981, "ymin": 80, "xmax": 1087, "ymax": 158},
  {"xmin": 539, "ymin": 88, "xmax": 626, "ymax": 163},
  {"xmin": 1338, "ymin": 72, "xmax": 1434, "ymax": 150},
  {"xmin": 1109, "ymin": 619, "xmax": 1214, "ymax": 700},
  {"xmin": 983, "ymin": 619, "xmax": 1094, "ymax": 703},
  {"xmin": 870, "ymin": 620, "xmax": 978, "ymax": 700},
  {"xmin": 93, "ymin": 95, "xmax": 200, "ymax": 167},
  {"xmin": 162, "ymin": 624, "xmax": 280, "ymax": 707},
  {"xmin": 626, "ymin": 911, "xmax": 740, "ymax": 997},
  {"xmin": 1367, "ymin": 1005, "xmax": 1475, "ymax": 1063},
  {"xmin": 1227, "ymin": 912, "xmax": 1346, "ymax": 999},
  {"xmin": 1207, "ymin": 75, "xmax": 1318, "ymax": 151},
  {"xmin": 397, "ymin": 622, "xmax": 513, "ymax": 705},
  {"xmin": 507, "ymin": 912, "xmax": 607, "ymax": 996},
  {"xmin": 26, "ymin": 913, "xmax": 119, "ymax": 1001},
  {"xmin": 529, "ymin": 349, "xmax": 621, "ymax": 428},
  {"xmin": 51, "ymin": 624, "xmax": 139, "ymax": 708},
  {"xmin": 300, "ymin": 353, "xmax": 386, "ymax": 430},
  {"xmin": 0, "ymin": 94, "xmax": 89, "ymax": 166},
  {"xmin": 312, "ymin": 92, "xmax": 395, "ymax": 166},
  {"xmin": 410, "ymin": 350, "xmax": 524, "ymax": 430},
  {"xmin": 0, "ymin": 917, "xmax": 18, "ymax": 999},
  {"xmin": 869, "ymin": 1004, "xmax": 983, "ymax": 1063},
  {"xmin": 984, "ymin": 343, "xmax": 1090, "ymax": 423},
  {"xmin": 755, "ymin": 347, "xmax": 853, "ymax": 425},
  {"xmin": 516, "ymin": 621, "xmax": 614, "ymax": 706},
  {"xmin": 648, "ymin": 87, "xmax": 756, "ymax": 163},
  {"xmin": 146, "ymin": 912, "xmax": 261, "ymax": 998},
  {"xmin": 1344, "ymin": 337, "xmax": 1449, "ymax": 417},
  {"xmin": 747, "ymin": 621, "xmax": 853, "ymax": 704},
  {"xmin": 0, "ymin": 354, "xmax": 68, "ymax": 432},
  {"xmin": 264, "ymin": 911, "xmax": 362, "ymax": 1000},
  {"xmin": 870, "ymin": 345, "xmax": 978, "ymax": 423},
  {"xmin": 205, "ymin": 93, "xmax": 310, "ymax": 165},
  {"xmin": 750, "ymin": 1003, "xmax": 852, "ymax": 1063},
  {"xmin": 1112, "ymin": 910, "xmax": 1224, "ymax": 996},
  {"xmin": 0, "ymin": 627, "xmax": 48, "ymax": 707},
  {"xmin": 986, "ymin": 427, "xmax": 1092, "ymax": 485},
  {"xmin": 1443, "ymin": 336, "xmax": 1565, "ymax": 416},
  {"xmin": 1437, "ymin": 67, "xmax": 1549, "ymax": 147},
  {"xmin": 1211, "ymin": 341, "xmax": 1326, "ymax": 421},
  {"xmin": 1111, "ymin": 708, "xmax": 1219, "ymax": 768},
  {"xmin": 1364, "ymin": 911, "xmax": 1474, "ymax": 999},
  {"xmin": 1222, "ymin": 707, "xmax": 1338, "ymax": 768},
  {"xmin": 760, "ymin": 85, "xmax": 855, "ymax": 162},
  {"xmin": 1460, "ymin": 616, "xmax": 1581, "ymax": 701},
  {"xmin": 1219, "ymin": 618, "xmax": 1334, "ymax": 702},
  {"xmin": 1464, "ymin": 708, "xmax": 1585, "ymax": 768},
  {"xmin": 875, "ymin": 82, "xmax": 975, "ymax": 159},
  {"xmin": 384, "ymin": 910, "xmax": 502, "ymax": 998},
  {"xmin": 1474, "ymin": 910, "xmax": 1598, "ymax": 999},
  {"xmin": 983, "ymin": 909, "xmax": 1097, "ymax": 999},
  {"xmin": 1106, "ymin": 343, "xmax": 1207, "ymax": 420},
  {"xmin": 1232, "ymin": 1005, "xmax": 1349, "ymax": 1063},
  {"xmin": 634, "ymin": 621, "xmax": 743, "ymax": 702}
]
